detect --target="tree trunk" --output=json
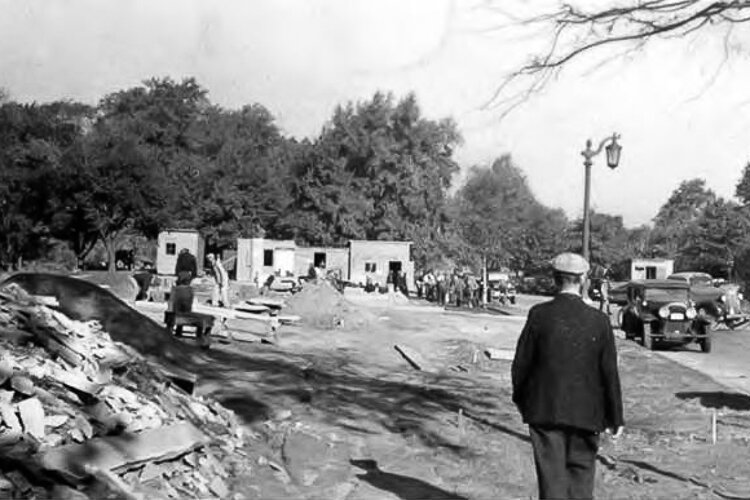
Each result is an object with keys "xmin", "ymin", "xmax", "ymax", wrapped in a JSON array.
[
  {"xmin": 482, "ymin": 254, "xmax": 488, "ymax": 306},
  {"xmin": 103, "ymin": 234, "xmax": 117, "ymax": 275}
]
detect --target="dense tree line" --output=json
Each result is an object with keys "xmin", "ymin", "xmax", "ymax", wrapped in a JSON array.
[{"xmin": 2, "ymin": 77, "xmax": 749, "ymax": 284}]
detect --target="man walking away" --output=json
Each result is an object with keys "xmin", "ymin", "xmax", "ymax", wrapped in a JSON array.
[
  {"xmin": 512, "ymin": 252, "xmax": 624, "ymax": 499},
  {"xmin": 174, "ymin": 248, "xmax": 198, "ymax": 285},
  {"xmin": 207, "ymin": 253, "xmax": 230, "ymax": 307}
]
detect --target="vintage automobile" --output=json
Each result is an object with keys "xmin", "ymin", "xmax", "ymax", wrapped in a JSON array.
[
  {"xmin": 620, "ymin": 279, "xmax": 710, "ymax": 352},
  {"xmin": 667, "ymin": 272, "xmax": 745, "ymax": 328},
  {"xmin": 712, "ymin": 282, "xmax": 748, "ymax": 329},
  {"xmin": 489, "ymin": 279, "xmax": 517, "ymax": 305}
]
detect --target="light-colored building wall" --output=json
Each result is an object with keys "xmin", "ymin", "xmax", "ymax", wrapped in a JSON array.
[
  {"xmin": 236, "ymin": 238, "xmax": 297, "ymax": 283},
  {"xmin": 631, "ymin": 258, "xmax": 674, "ymax": 280},
  {"xmin": 156, "ymin": 230, "xmax": 204, "ymax": 275},
  {"xmin": 295, "ymin": 247, "xmax": 349, "ymax": 277},
  {"xmin": 348, "ymin": 240, "xmax": 413, "ymax": 288}
]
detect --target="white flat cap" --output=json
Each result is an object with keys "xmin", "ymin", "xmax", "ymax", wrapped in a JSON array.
[{"xmin": 551, "ymin": 252, "xmax": 590, "ymax": 275}]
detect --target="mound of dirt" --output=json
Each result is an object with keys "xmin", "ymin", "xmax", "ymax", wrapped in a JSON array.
[{"xmin": 284, "ymin": 280, "xmax": 377, "ymax": 330}]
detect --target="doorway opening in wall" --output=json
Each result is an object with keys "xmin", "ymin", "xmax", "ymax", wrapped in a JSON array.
[
  {"xmin": 388, "ymin": 261, "xmax": 402, "ymax": 280},
  {"xmin": 314, "ymin": 252, "xmax": 326, "ymax": 268},
  {"xmin": 646, "ymin": 266, "xmax": 657, "ymax": 279}
]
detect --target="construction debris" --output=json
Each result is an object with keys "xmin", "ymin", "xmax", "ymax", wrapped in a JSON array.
[{"xmin": 0, "ymin": 282, "xmax": 246, "ymax": 499}]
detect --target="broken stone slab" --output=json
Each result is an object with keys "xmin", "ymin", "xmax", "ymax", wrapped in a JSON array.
[
  {"xmin": 208, "ymin": 476, "xmax": 230, "ymax": 498},
  {"xmin": 49, "ymin": 367, "xmax": 102, "ymax": 397},
  {"xmin": 38, "ymin": 422, "xmax": 210, "ymax": 483},
  {"xmin": 10, "ymin": 375, "xmax": 35, "ymax": 396},
  {"xmin": 0, "ymin": 389, "xmax": 13, "ymax": 404},
  {"xmin": 139, "ymin": 462, "xmax": 162, "ymax": 483},
  {"xmin": 4, "ymin": 471, "xmax": 32, "ymax": 495},
  {"xmin": 248, "ymin": 297, "xmax": 285, "ymax": 309},
  {"xmin": 17, "ymin": 397, "xmax": 46, "ymax": 439},
  {"xmin": 0, "ymin": 429, "xmax": 23, "ymax": 447},
  {"xmin": 0, "ymin": 401, "xmax": 22, "ymax": 432},
  {"xmin": 0, "ymin": 359, "xmax": 13, "ymax": 385},
  {"xmin": 393, "ymin": 344, "xmax": 432, "ymax": 371}
]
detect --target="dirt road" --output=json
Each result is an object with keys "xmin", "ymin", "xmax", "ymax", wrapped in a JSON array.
[
  {"xmin": 188, "ymin": 291, "xmax": 750, "ymax": 499},
  {"xmin": 650, "ymin": 327, "xmax": 750, "ymax": 395}
]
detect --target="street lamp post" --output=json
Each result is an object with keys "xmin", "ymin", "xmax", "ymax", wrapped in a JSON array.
[{"xmin": 581, "ymin": 133, "xmax": 622, "ymax": 297}]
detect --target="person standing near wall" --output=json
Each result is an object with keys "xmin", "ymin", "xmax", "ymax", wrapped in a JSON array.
[
  {"xmin": 207, "ymin": 253, "xmax": 229, "ymax": 307},
  {"xmin": 174, "ymin": 248, "xmax": 197, "ymax": 285}
]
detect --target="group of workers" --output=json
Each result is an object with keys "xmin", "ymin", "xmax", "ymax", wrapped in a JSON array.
[{"xmin": 417, "ymin": 270, "xmax": 483, "ymax": 307}]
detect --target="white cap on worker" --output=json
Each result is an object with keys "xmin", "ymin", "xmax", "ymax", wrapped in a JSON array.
[{"xmin": 551, "ymin": 252, "xmax": 590, "ymax": 275}]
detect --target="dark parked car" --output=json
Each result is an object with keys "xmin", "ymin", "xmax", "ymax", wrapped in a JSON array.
[
  {"xmin": 667, "ymin": 272, "xmax": 728, "ymax": 323},
  {"xmin": 621, "ymin": 279, "xmax": 710, "ymax": 352}
]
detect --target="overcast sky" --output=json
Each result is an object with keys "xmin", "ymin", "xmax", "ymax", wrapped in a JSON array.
[{"xmin": 2, "ymin": 0, "xmax": 749, "ymax": 227}]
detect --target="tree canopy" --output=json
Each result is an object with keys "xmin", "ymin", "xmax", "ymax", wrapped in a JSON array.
[
  {"xmin": 4, "ymin": 76, "xmax": 750, "ymax": 288},
  {"xmin": 454, "ymin": 155, "xmax": 567, "ymax": 273}
]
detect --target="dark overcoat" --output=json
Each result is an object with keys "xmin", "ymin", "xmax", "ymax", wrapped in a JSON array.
[{"xmin": 511, "ymin": 293, "xmax": 624, "ymax": 432}]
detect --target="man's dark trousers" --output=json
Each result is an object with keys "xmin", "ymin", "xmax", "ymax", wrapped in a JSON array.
[{"xmin": 529, "ymin": 425, "xmax": 599, "ymax": 499}]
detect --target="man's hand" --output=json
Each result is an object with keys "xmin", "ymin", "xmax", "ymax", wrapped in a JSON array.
[{"xmin": 606, "ymin": 426, "xmax": 624, "ymax": 440}]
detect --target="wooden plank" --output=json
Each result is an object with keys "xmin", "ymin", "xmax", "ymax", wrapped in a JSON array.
[
  {"xmin": 248, "ymin": 297, "xmax": 285, "ymax": 309},
  {"xmin": 37, "ymin": 422, "xmax": 209, "ymax": 482},
  {"xmin": 484, "ymin": 348, "xmax": 515, "ymax": 361},
  {"xmin": 224, "ymin": 317, "xmax": 278, "ymax": 336},
  {"xmin": 277, "ymin": 314, "xmax": 301, "ymax": 325},
  {"xmin": 394, "ymin": 344, "xmax": 431, "ymax": 372},
  {"xmin": 137, "ymin": 299, "xmax": 277, "ymax": 323},
  {"xmin": 233, "ymin": 303, "xmax": 271, "ymax": 314}
]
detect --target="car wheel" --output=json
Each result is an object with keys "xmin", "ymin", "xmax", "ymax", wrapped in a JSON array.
[{"xmin": 700, "ymin": 335, "xmax": 712, "ymax": 353}]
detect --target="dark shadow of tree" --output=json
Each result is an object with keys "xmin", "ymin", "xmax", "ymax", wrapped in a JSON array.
[
  {"xmin": 182, "ymin": 343, "xmax": 523, "ymax": 456},
  {"xmin": 676, "ymin": 391, "xmax": 750, "ymax": 411},
  {"xmin": 350, "ymin": 459, "xmax": 468, "ymax": 500}
]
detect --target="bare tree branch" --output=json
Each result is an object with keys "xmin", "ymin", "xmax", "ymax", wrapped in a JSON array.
[{"xmin": 486, "ymin": 0, "xmax": 750, "ymax": 114}]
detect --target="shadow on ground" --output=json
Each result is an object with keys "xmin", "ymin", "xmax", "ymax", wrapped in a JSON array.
[
  {"xmin": 676, "ymin": 391, "xmax": 750, "ymax": 411},
  {"xmin": 184, "ymin": 343, "xmax": 516, "ymax": 455},
  {"xmin": 350, "ymin": 459, "xmax": 468, "ymax": 500}
]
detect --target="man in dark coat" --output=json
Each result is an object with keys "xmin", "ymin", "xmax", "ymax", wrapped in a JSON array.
[
  {"xmin": 174, "ymin": 248, "xmax": 198, "ymax": 285},
  {"xmin": 512, "ymin": 252, "xmax": 624, "ymax": 500}
]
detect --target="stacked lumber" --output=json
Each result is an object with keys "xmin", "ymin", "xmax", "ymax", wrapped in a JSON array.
[{"xmin": 0, "ymin": 283, "xmax": 244, "ymax": 499}]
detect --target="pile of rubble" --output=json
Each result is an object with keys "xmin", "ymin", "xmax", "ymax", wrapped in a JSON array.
[{"xmin": 0, "ymin": 283, "xmax": 246, "ymax": 499}]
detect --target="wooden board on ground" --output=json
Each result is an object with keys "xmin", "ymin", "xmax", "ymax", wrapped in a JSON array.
[
  {"xmin": 394, "ymin": 344, "xmax": 432, "ymax": 372},
  {"xmin": 37, "ymin": 422, "xmax": 209, "ymax": 482},
  {"xmin": 233, "ymin": 303, "xmax": 271, "ymax": 314},
  {"xmin": 228, "ymin": 331, "xmax": 272, "ymax": 343},
  {"xmin": 484, "ymin": 347, "xmax": 515, "ymax": 361},
  {"xmin": 248, "ymin": 297, "xmax": 285, "ymax": 309},
  {"xmin": 135, "ymin": 300, "xmax": 277, "ymax": 325},
  {"xmin": 277, "ymin": 314, "xmax": 301, "ymax": 325},
  {"xmin": 224, "ymin": 317, "xmax": 278, "ymax": 336}
]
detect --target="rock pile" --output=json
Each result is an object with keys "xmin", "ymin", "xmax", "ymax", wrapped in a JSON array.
[{"xmin": 0, "ymin": 283, "xmax": 246, "ymax": 499}]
